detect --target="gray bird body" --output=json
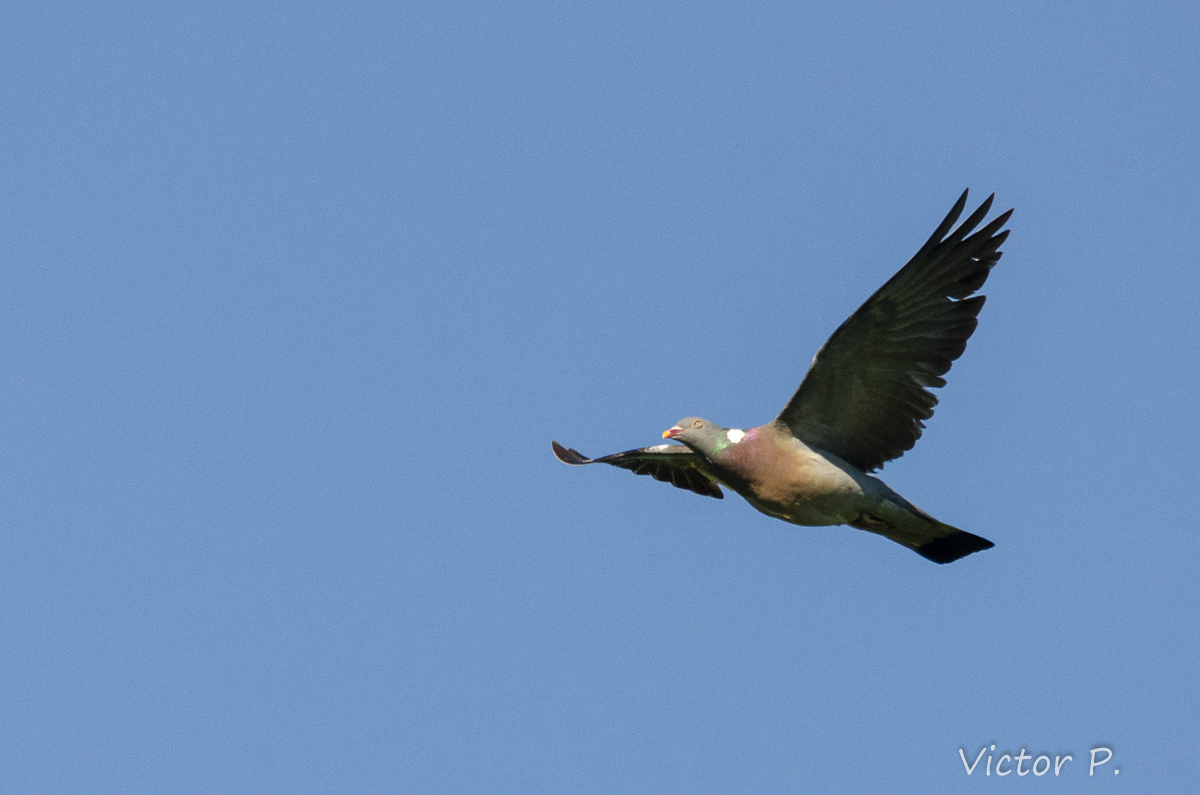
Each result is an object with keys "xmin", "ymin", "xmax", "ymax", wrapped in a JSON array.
[
  {"xmin": 661, "ymin": 419, "xmax": 973, "ymax": 561},
  {"xmin": 553, "ymin": 191, "xmax": 1011, "ymax": 564},
  {"xmin": 709, "ymin": 422, "xmax": 899, "ymax": 527}
]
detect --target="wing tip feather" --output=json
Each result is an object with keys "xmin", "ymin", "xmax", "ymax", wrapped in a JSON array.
[{"xmin": 552, "ymin": 441, "xmax": 591, "ymax": 465}]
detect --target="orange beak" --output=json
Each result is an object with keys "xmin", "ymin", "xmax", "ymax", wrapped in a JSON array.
[{"xmin": 662, "ymin": 427, "xmax": 682, "ymax": 439}]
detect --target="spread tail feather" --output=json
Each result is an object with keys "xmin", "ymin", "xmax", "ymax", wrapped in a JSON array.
[
  {"xmin": 914, "ymin": 525, "xmax": 994, "ymax": 564},
  {"xmin": 850, "ymin": 508, "xmax": 994, "ymax": 564}
]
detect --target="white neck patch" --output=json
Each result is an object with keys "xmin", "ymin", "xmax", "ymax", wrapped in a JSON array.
[{"xmin": 726, "ymin": 429, "xmax": 746, "ymax": 444}]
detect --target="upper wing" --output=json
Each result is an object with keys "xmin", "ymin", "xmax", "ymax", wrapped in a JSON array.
[
  {"xmin": 551, "ymin": 440, "xmax": 724, "ymax": 499},
  {"xmin": 776, "ymin": 190, "xmax": 1012, "ymax": 472}
]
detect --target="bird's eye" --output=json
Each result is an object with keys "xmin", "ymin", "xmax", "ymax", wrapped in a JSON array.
[{"xmin": 693, "ymin": 420, "xmax": 702, "ymax": 428}]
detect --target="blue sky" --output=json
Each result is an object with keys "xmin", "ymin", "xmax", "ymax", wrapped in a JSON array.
[{"xmin": 2, "ymin": 1, "xmax": 1197, "ymax": 792}]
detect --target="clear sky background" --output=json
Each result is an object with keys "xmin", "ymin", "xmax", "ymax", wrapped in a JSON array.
[{"xmin": 2, "ymin": 1, "xmax": 1197, "ymax": 792}]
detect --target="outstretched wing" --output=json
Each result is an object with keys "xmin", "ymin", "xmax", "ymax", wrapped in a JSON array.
[
  {"xmin": 777, "ymin": 190, "xmax": 1012, "ymax": 472},
  {"xmin": 552, "ymin": 441, "xmax": 724, "ymax": 499}
]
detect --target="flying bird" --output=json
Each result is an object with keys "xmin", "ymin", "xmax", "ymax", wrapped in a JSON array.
[{"xmin": 553, "ymin": 190, "xmax": 1012, "ymax": 563}]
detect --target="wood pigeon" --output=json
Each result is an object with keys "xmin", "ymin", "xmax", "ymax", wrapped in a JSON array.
[{"xmin": 553, "ymin": 190, "xmax": 1012, "ymax": 564}]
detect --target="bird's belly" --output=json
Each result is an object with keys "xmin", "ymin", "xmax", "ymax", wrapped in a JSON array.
[
  {"xmin": 749, "ymin": 498, "xmax": 845, "ymax": 526},
  {"xmin": 738, "ymin": 452, "xmax": 865, "ymax": 527}
]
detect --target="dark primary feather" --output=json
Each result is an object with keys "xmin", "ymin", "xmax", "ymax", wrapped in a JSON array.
[
  {"xmin": 551, "ymin": 441, "xmax": 724, "ymax": 499},
  {"xmin": 777, "ymin": 190, "xmax": 1013, "ymax": 472}
]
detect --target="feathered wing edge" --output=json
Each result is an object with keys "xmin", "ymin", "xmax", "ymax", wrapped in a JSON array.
[
  {"xmin": 552, "ymin": 441, "xmax": 724, "ymax": 499},
  {"xmin": 777, "ymin": 190, "xmax": 1013, "ymax": 472}
]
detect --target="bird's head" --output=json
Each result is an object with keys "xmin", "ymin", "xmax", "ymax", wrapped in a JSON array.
[{"xmin": 662, "ymin": 417, "xmax": 728, "ymax": 454}]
